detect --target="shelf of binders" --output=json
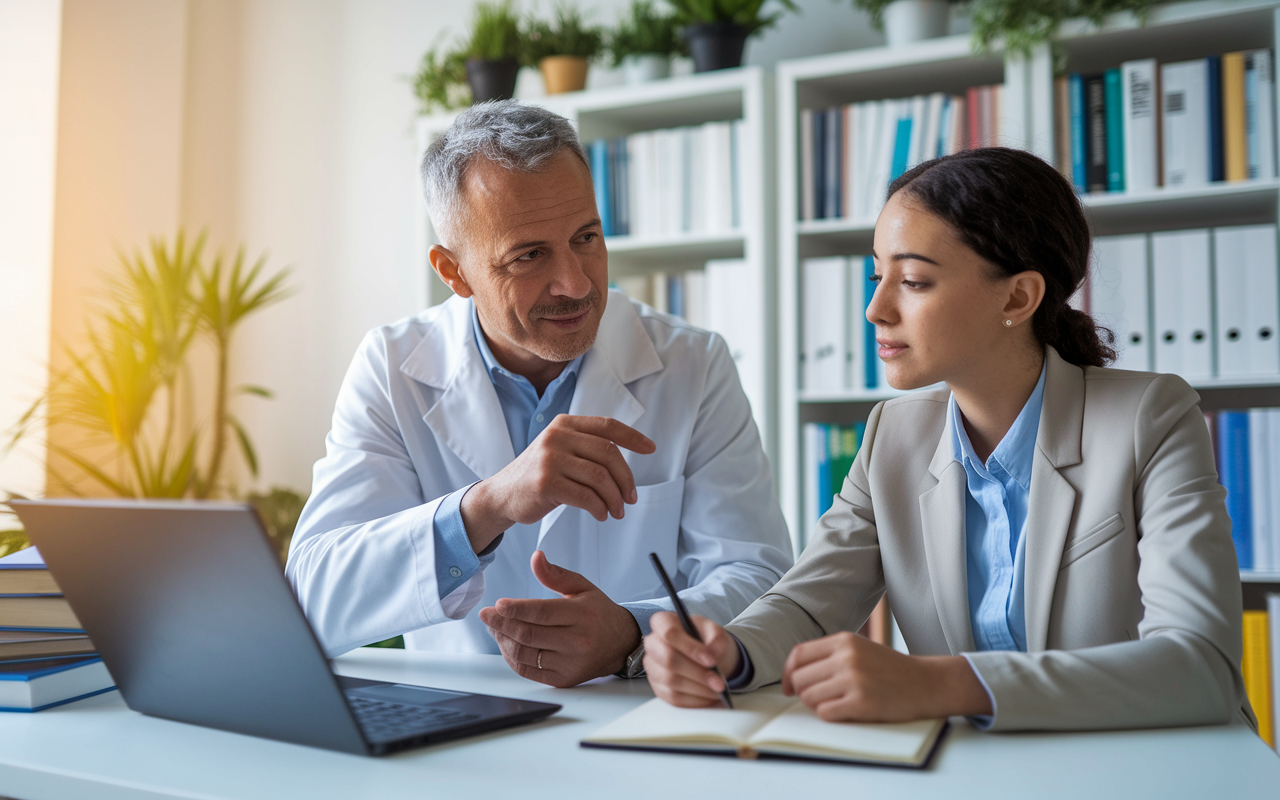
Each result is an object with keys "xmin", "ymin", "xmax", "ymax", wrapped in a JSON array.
[{"xmin": 536, "ymin": 67, "xmax": 778, "ymax": 458}]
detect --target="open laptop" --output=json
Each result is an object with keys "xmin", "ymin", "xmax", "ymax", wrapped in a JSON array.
[{"xmin": 11, "ymin": 498, "xmax": 561, "ymax": 755}]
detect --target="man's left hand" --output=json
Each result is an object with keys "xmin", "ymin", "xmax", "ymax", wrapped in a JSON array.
[{"xmin": 479, "ymin": 551, "xmax": 641, "ymax": 688}]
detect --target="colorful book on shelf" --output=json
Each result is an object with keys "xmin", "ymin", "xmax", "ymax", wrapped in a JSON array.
[
  {"xmin": 581, "ymin": 687, "xmax": 948, "ymax": 768},
  {"xmin": 1223, "ymin": 51, "xmax": 1249, "ymax": 182},
  {"xmin": 0, "ymin": 655, "xmax": 113, "ymax": 712},
  {"xmin": 1085, "ymin": 74, "xmax": 1108, "ymax": 193},
  {"xmin": 1104, "ymin": 68, "xmax": 1125, "ymax": 192},
  {"xmin": 1242, "ymin": 610, "xmax": 1272, "ymax": 747},
  {"xmin": 1069, "ymin": 73, "xmax": 1087, "ymax": 192},
  {"xmin": 1122, "ymin": 59, "xmax": 1158, "ymax": 192},
  {"xmin": 1218, "ymin": 410, "xmax": 1253, "ymax": 570},
  {"xmin": 1246, "ymin": 50, "xmax": 1275, "ymax": 180},
  {"xmin": 1208, "ymin": 55, "xmax": 1225, "ymax": 182}
]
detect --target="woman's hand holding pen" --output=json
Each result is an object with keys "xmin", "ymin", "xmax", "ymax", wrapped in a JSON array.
[{"xmin": 644, "ymin": 613, "xmax": 741, "ymax": 708}]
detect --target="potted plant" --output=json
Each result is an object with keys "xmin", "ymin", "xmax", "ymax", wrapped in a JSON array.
[
  {"xmin": 665, "ymin": 0, "xmax": 799, "ymax": 73},
  {"xmin": 411, "ymin": 40, "xmax": 470, "ymax": 114},
  {"xmin": 607, "ymin": 0, "xmax": 685, "ymax": 85},
  {"xmin": 524, "ymin": 3, "xmax": 605, "ymax": 95},
  {"xmin": 463, "ymin": 0, "xmax": 525, "ymax": 103},
  {"xmin": 967, "ymin": 0, "xmax": 1161, "ymax": 55},
  {"xmin": 852, "ymin": 0, "xmax": 959, "ymax": 47}
]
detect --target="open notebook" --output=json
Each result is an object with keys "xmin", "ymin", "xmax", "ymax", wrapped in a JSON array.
[{"xmin": 582, "ymin": 687, "xmax": 948, "ymax": 768}]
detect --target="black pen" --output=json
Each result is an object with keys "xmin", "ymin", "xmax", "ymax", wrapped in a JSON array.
[{"xmin": 648, "ymin": 552, "xmax": 734, "ymax": 710}]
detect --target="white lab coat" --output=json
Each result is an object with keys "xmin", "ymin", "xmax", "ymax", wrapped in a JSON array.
[{"xmin": 286, "ymin": 290, "xmax": 793, "ymax": 657}]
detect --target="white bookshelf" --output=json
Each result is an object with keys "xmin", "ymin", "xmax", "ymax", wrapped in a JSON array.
[{"xmin": 413, "ymin": 67, "xmax": 778, "ymax": 460}]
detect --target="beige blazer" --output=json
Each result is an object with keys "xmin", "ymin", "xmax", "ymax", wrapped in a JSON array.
[{"xmin": 728, "ymin": 348, "xmax": 1249, "ymax": 731}]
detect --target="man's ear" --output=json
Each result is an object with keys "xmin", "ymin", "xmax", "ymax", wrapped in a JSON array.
[
  {"xmin": 429, "ymin": 244, "xmax": 473, "ymax": 298},
  {"xmin": 1002, "ymin": 270, "xmax": 1046, "ymax": 327}
]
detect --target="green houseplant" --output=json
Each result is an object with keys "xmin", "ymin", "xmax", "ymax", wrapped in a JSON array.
[
  {"xmin": 411, "ymin": 40, "xmax": 470, "ymax": 114},
  {"xmin": 524, "ymin": 3, "xmax": 605, "ymax": 94},
  {"xmin": 5, "ymin": 231, "xmax": 291, "ymax": 501},
  {"xmin": 664, "ymin": 0, "xmax": 799, "ymax": 72},
  {"xmin": 464, "ymin": 0, "xmax": 526, "ymax": 103},
  {"xmin": 608, "ymin": 0, "xmax": 685, "ymax": 84},
  {"xmin": 967, "ymin": 0, "xmax": 1162, "ymax": 56},
  {"xmin": 852, "ymin": 0, "xmax": 962, "ymax": 46}
]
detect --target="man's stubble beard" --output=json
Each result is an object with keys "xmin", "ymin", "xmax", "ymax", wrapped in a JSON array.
[{"xmin": 524, "ymin": 286, "xmax": 601, "ymax": 363}]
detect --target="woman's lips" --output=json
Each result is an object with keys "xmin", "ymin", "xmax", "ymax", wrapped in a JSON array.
[{"xmin": 877, "ymin": 340, "xmax": 908, "ymax": 359}]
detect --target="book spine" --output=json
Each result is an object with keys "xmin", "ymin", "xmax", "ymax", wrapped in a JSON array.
[
  {"xmin": 1247, "ymin": 53, "xmax": 1261, "ymax": 180},
  {"xmin": 1251, "ymin": 409, "xmax": 1273, "ymax": 572},
  {"xmin": 1122, "ymin": 59, "xmax": 1158, "ymax": 192},
  {"xmin": 814, "ymin": 109, "xmax": 827, "ymax": 219},
  {"xmin": 890, "ymin": 116, "xmax": 912, "ymax": 182},
  {"xmin": 1070, "ymin": 74, "xmax": 1087, "ymax": 191},
  {"xmin": 1269, "ymin": 593, "xmax": 1280, "ymax": 753},
  {"xmin": 1251, "ymin": 50, "xmax": 1276, "ymax": 179},
  {"xmin": 1208, "ymin": 55, "xmax": 1225, "ymax": 182},
  {"xmin": 967, "ymin": 86, "xmax": 981, "ymax": 149},
  {"xmin": 799, "ymin": 110, "xmax": 815, "ymax": 222},
  {"xmin": 1086, "ymin": 74, "xmax": 1108, "ymax": 193},
  {"xmin": 1242, "ymin": 609, "xmax": 1273, "ymax": 746},
  {"xmin": 1105, "ymin": 68, "xmax": 1125, "ymax": 192},
  {"xmin": 1055, "ymin": 76, "xmax": 1072, "ymax": 181},
  {"xmin": 1219, "ymin": 410, "xmax": 1254, "ymax": 569},
  {"xmin": 826, "ymin": 107, "xmax": 842, "ymax": 219},
  {"xmin": 1224, "ymin": 51, "xmax": 1249, "ymax": 182},
  {"xmin": 590, "ymin": 139, "xmax": 612, "ymax": 237}
]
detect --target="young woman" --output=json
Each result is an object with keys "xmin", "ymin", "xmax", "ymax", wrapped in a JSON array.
[{"xmin": 644, "ymin": 147, "xmax": 1249, "ymax": 731}]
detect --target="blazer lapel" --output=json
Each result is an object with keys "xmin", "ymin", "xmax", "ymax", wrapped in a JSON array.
[
  {"xmin": 919, "ymin": 409, "xmax": 976, "ymax": 655},
  {"xmin": 1022, "ymin": 348, "xmax": 1084, "ymax": 652},
  {"xmin": 403, "ymin": 296, "xmax": 517, "ymax": 481}
]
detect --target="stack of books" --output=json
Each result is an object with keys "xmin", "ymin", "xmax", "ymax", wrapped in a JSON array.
[
  {"xmin": 1055, "ymin": 50, "xmax": 1276, "ymax": 194},
  {"xmin": 1207, "ymin": 409, "xmax": 1280, "ymax": 573},
  {"xmin": 801, "ymin": 422, "xmax": 866, "ymax": 551},
  {"xmin": 587, "ymin": 120, "xmax": 743, "ymax": 239},
  {"xmin": 798, "ymin": 83, "xmax": 999, "ymax": 222},
  {"xmin": 0, "ymin": 547, "xmax": 114, "ymax": 711}
]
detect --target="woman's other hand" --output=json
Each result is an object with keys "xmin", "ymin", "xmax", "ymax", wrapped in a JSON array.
[
  {"xmin": 644, "ymin": 612, "xmax": 741, "ymax": 707},
  {"xmin": 782, "ymin": 632, "xmax": 993, "ymax": 722}
]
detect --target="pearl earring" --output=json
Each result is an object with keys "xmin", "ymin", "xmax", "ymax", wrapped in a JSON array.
[{"xmin": 1004, "ymin": 319, "xmax": 1013, "ymax": 327}]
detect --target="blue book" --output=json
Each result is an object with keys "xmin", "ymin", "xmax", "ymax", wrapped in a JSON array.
[
  {"xmin": 1105, "ymin": 68, "xmax": 1126, "ymax": 192},
  {"xmin": 1218, "ymin": 410, "xmax": 1253, "ymax": 569},
  {"xmin": 1069, "ymin": 74, "xmax": 1087, "ymax": 192},
  {"xmin": 0, "ymin": 655, "xmax": 114, "ymax": 712},
  {"xmin": 863, "ymin": 256, "xmax": 878, "ymax": 390},
  {"xmin": 815, "ymin": 424, "xmax": 832, "ymax": 519},
  {"xmin": 825, "ymin": 108, "xmax": 842, "ymax": 219},
  {"xmin": 890, "ymin": 116, "xmax": 913, "ymax": 182},
  {"xmin": 589, "ymin": 139, "xmax": 612, "ymax": 236},
  {"xmin": 667, "ymin": 274, "xmax": 684, "ymax": 319},
  {"xmin": 813, "ymin": 111, "xmax": 827, "ymax": 219},
  {"xmin": 1208, "ymin": 55, "xmax": 1225, "ymax": 182}
]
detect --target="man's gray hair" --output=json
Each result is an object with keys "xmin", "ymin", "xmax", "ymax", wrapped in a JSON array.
[{"xmin": 420, "ymin": 100, "xmax": 588, "ymax": 246}]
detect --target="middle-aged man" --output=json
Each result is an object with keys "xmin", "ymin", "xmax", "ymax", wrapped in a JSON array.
[{"xmin": 286, "ymin": 100, "xmax": 793, "ymax": 688}]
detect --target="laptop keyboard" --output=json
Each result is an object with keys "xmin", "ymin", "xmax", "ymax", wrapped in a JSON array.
[{"xmin": 346, "ymin": 694, "xmax": 482, "ymax": 743}]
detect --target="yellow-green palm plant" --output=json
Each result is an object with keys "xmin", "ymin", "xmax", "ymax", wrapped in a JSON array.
[{"xmin": 5, "ymin": 232, "xmax": 291, "ymax": 500}]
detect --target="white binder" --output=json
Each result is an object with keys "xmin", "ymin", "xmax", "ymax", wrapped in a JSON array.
[
  {"xmin": 801, "ymin": 257, "xmax": 850, "ymax": 393},
  {"xmin": 1152, "ymin": 229, "xmax": 1213, "ymax": 382},
  {"xmin": 847, "ymin": 256, "xmax": 868, "ymax": 391},
  {"xmin": 1090, "ymin": 234, "xmax": 1151, "ymax": 371},
  {"xmin": 1246, "ymin": 225, "xmax": 1279, "ymax": 376},
  {"xmin": 706, "ymin": 258, "xmax": 766, "ymax": 432},
  {"xmin": 1214, "ymin": 227, "xmax": 1253, "ymax": 378}
]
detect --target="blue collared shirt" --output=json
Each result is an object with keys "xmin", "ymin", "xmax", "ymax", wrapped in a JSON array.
[
  {"xmin": 430, "ymin": 302, "xmax": 584, "ymax": 598},
  {"xmin": 951, "ymin": 361, "xmax": 1045, "ymax": 654}
]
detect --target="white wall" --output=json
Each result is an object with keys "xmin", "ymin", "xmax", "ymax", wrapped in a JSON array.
[
  {"xmin": 0, "ymin": 0, "xmax": 62, "ymax": 502},
  {"xmin": 10, "ymin": 0, "xmax": 962, "ymax": 497}
]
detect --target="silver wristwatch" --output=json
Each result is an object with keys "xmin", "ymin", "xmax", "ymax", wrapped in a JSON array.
[{"xmin": 616, "ymin": 641, "xmax": 646, "ymax": 679}]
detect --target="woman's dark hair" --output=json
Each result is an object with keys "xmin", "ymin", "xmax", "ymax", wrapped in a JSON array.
[{"xmin": 886, "ymin": 147, "xmax": 1116, "ymax": 368}]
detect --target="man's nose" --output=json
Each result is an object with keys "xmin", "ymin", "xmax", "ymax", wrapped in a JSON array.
[{"xmin": 548, "ymin": 253, "xmax": 593, "ymax": 298}]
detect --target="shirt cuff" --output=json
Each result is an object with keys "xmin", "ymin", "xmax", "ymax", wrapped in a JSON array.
[
  {"xmin": 432, "ymin": 483, "xmax": 500, "ymax": 600},
  {"xmin": 961, "ymin": 653, "xmax": 998, "ymax": 730},
  {"xmin": 620, "ymin": 602, "xmax": 666, "ymax": 636},
  {"xmin": 725, "ymin": 635, "xmax": 755, "ymax": 690}
]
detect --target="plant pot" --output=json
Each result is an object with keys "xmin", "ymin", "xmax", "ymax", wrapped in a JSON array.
[
  {"xmin": 680, "ymin": 23, "xmax": 751, "ymax": 73},
  {"xmin": 538, "ymin": 55, "xmax": 590, "ymax": 95},
  {"xmin": 621, "ymin": 54, "xmax": 671, "ymax": 85},
  {"xmin": 465, "ymin": 58, "xmax": 520, "ymax": 104},
  {"xmin": 882, "ymin": 0, "xmax": 951, "ymax": 47}
]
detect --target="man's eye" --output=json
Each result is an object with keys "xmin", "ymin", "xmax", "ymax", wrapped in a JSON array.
[
  {"xmin": 580, "ymin": 232, "xmax": 597, "ymax": 243},
  {"xmin": 517, "ymin": 249, "xmax": 542, "ymax": 261}
]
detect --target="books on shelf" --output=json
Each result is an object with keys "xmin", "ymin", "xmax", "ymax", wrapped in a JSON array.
[
  {"xmin": 581, "ymin": 686, "xmax": 948, "ymax": 768},
  {"xmin": 1078, "ymin": 225, "xmax": 1280, "ymax": 383},
  {"xmin": 612, "ymin": 259, "xmax": 766, "ymax": 432},
  {"xmin": 800, "ymin": 256, "xmax": 883, "ymax": 394},
  {"xmin": 798, "ymin": 85, "xmax": 990, "ymax": 223},
  {"xmin": 1208, "ymin": 408, "xmax": 1280, "ymax": 572},
  {"xmin": 1057, "ymin": 49, "xmax": 1276, "ymax": 194},
  {"xmin": 0, "ymin": 630, "xmax": 94, "ymax": 662},
  {"xmin": 1243, "ymin": 606, "xmax": 1276, "ymax": 750},
  {"xmin": 587, "ymin": 120, "xmax": 743, "ymax": 240},
  {"xmin": 802, "ymin": 422, "xmax": 866, "ymax": 550},
  {"xmin": 0, "ymin": 655, "xmax": 114, "ymax": 713}
]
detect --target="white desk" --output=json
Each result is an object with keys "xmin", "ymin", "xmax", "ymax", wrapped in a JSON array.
[{"xmin": 0, "ymin": 648, "xmax": 1277, "ymax": 800}]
